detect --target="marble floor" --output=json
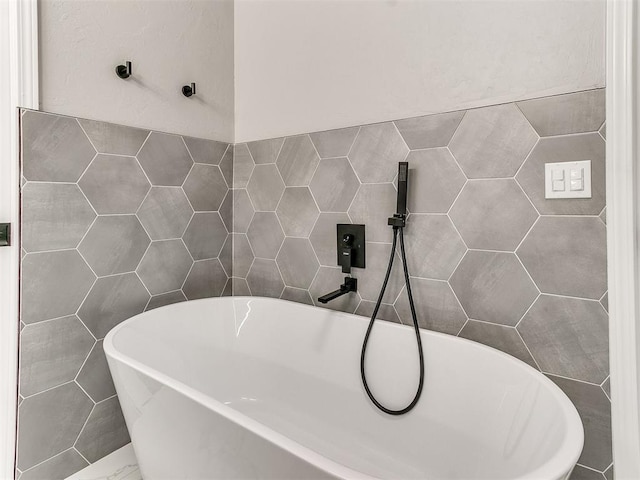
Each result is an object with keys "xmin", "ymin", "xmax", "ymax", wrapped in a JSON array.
[{"xmin": 65, "ymin": 444, "xmax": 141, "ymax": 480}]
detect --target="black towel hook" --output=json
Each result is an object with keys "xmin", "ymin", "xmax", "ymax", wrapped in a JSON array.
[
  {"xmin": 115, "ymin": 61, "xmax": 132, "ymax": 79},
  {"xmin": 182, "ymin": 83, "xmax": 196, "ymax": 97}
]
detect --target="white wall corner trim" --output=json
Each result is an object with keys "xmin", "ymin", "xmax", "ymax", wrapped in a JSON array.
[
  {"xmin": 1, "ymin": 0, "xmax": 38, "ymax": 477},
  {"xmin": 607, "ymin": 0, "xmax": 640, "ymax": 477}
]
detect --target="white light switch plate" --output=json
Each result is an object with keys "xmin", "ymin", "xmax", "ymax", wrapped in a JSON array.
[{"xmin": 544, "ymin": 160, "xmax": 592, "ymax": 199}]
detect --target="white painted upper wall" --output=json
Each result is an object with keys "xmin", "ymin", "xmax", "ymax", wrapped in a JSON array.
[
  {"xmin": 39, "ymin": 0, "xmax": 235, "ymax": 143},
  {"xmin": 234, "ymin": 0, "xmax": 605, "ymax": 142}
]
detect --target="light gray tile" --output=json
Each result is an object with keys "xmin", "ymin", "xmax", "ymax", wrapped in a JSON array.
[
  {"xmin": 136, "ymin": 187, "xmax": 193, "ymax": 240},
  {"xmin": 404, "ymin": 215, "xmax": 466, "ymax": 280},
  {"xmin": 22, "ymin": 111, "xmax": 96, "ymax": 182},
  {"xmin": 76, "ymin": 340, "xmax": 116, "ymax": 403},
  {"xmin": 183, "ymin": 136, "xmax": 228, "ymax": 165},
  {"xmin": 395, "ymin": 278, "xmax": 466, "ymax": 335},
  {"xmin": 352, "ymin": 242, "xmax": 404, "ymax": 304},
  {"xmin": 309, "ymin": 127, "xmax": 359, "ymax": 159},
  {"xmin": 276, "ymin": 187, "xmax": 319, "ymax": 237},
  {"xmin": 20, "ymin": 316, "xmax": 94, "ymax": 397},
  {"xmin": 395, "ymin": 110, "xmax": 465, "ymax": 150},
  {"xmin": 247, "ymin": 164, "xmax": 285, "ymax": 212},
  {"xmin": 449, "ymin": 104, "xmax": 538, "ymax": 178},
  {"xmin": 232, "ymin": 144, "xmax": 255, "ymax": 188},
  {"xmin": 280, "ymin": 287, "xmax": 313, "ymax": 305},
  {"xmin": 518, "ymin": 295, "xmax": 608, "ymax": 384},
  {"xmin": 348, "ymin": 122, "xmax": 409, "ymax": 183},
  {"xmin": 78, "ymin": 215, "xmax": 150, "ymax": 277},
  {"xmin": 309, "ymin": 157, "xmax": 360, "ymax": 212},
  {"xmin": 355, "ymin": 301, "xmax": 401, "ymax": 324},
  {"xmin": 78, "ymin": 118, "xmax": 149, "ymax": 156},
  {"xmin": 276, "ymin": 135, "xmax": 320, "ymax": 186},
  {"xmin": 549, "ymin": 375, "xmax": 612, "ymax": 471},
  {"xmin": 348, "ymin": 183, "xmax": 397, "ymax": 243},
  {"xmin": 79, "ymin": 155, "xmax": 150, "ymax": 214},
  {"xmin": 517, "ymin": 89, "xmax": 605, "ymax": 137},
  {"xmin": 219, "ymin": 143, "xmax": 234, "ymax": 187},
  {"xmin": 182, "ymin": 164, "xmax": 228, "ymax": 212},
  {"xmin": 449, "ymin": 179, "xmax": 538, "ymax": 251},
  {"xmin": 75, "ymin": 397, "xmax": 130, "ymax": 463},
  {"xmin": 17, "ymin": 383, "xmax": 92, "ymax": 471},
  {"xmin": 20, "ymin": 448, "xmax": 88, "ymax": 480},
  {"xmin": 517, "ymin": 216, "xmax": 607, "ymax": 299},
  {"xmin": 183, "ymin": 259, "xmax": 228, "ymax": 300},
  {"xmin": 450, "ymin": 251, "xmax": 538, "ymax": 326},
  {"xmin": 22, "ymin": 251, "xmax": 95, "ymax": 324},
  {"xmin": 310, "ymin": 266, "xmax": 360, "ymax": 313},
  {"xmin": 136, "ymin": 240, "xmax": 193, "ymax": 295},
  {"xmin": 569, "ymin": 465, "xmax": 607, "ymax": 480},
  {"xmin": 516, "ymin": 134, "xmax": 605, "ymax": 215},
  {"xmin": 136, "ymin": 132, "xmax": 193, "ymax": 186},
  {"xmin": 458, "ymin": 320, "xmax": 537, "ymax": 368},
  {"xmin": 246, "ymin": 259, "xmax": 285, "ymax": 298},
  {"xmin": 231, "ymin": 278, "xmax": 251, "ymax": 296},
  {"xmin": 22, "ymin": 183, "xmax": 96, "ymax": 252},
  {"xmin": 78, "ymin": 273, "xmax": 150, "ymax": 339},
  {"xmin": 247, "ymin": 212, "xmax": 284, "ymax": 259},
  {"xmin": 232, "ymin": 234, "xmax": 254, "ymax": 278},
  {"xmin": 146, "ymin": 290, "xmax": 187, "ymax": 311},
  {"xmin": 309, "ymin": 213, "xmax": 351, "ymax": 266},
  {"xmin": 247, "ymin": 137, "xmax": 284, "ymax": 164},
  {"xmin": 231, "ymin": 189, "xmax": 255, "ymax": 233},
  {"xmin": 183, "ymin": 213, "xmax": 227, "ymax": 260},
  {"xmin": 405, "ymin": 148, "xmax": 466, "ymax": 213},
  {"xmin": 276, "ymin": 238, "xmax": 320, "ymax": 289}
]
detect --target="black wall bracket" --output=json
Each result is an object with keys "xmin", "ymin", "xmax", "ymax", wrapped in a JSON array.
[
  {"xmin": 336, "ymin": 224, "xmax": 365, "ymax": 273},
  {"xmin": 0, "ymin": 223, "xmax": 11, "ymax": 247}
]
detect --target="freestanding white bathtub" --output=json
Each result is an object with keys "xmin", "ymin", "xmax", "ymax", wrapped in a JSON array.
[{"xmin": 104, "ymin": 297, "xmax": 583, "ymax": 480}]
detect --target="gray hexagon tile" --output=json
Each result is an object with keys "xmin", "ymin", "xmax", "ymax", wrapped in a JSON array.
[
  {"xmin": 348, "ymin": 183, "xmax": 397, "ymax": 243},
  {"xmin": 404, "ymin": 215, "xmax": 466, "ymax": 280},
  {"xmin": 78, "ymin": 215, "xmax": 150, "ymax": 276},
  {"xmin": 458, "ymin": 320, "xmax": 537, "ymax": 368},
  {"xmin": 395, "ymin": 110, "xmax": 465, "ymax": 150},
  {"xmin": 183, "ymin": 259, "xmax": 228, "ymax": 300},
  {"xmin": 219, "ymin": 235, "xmax": 233, "ymax": 277},
  {"xmin": 19, "ymin": 448, "xmax": 88, "ymax": 480},
  {"xmin": 517, "ymin": 89, "xmax": 605, "ymax": 137},
  {"xmin": 146, "ymin": 290, "xmax": 187, "ymax": 311},
  {"xmin": 183, "ymin": 136, "xmax": 229, "ymax": 165},
  {"xmin": 232, "ymin": 234, "xmax": 254, "ymax": 278},
  {"xmin": 136, "ymin": 132, "xmax": 193, "ymax": 186},
  {"xmin": 450, "ymin": 251, "xmax": 538, "ymax": 326},
  {"xmin": 276, "ymin": 187, "xmax": 319, "ymax": 237},
  {"xmin": 22, "ymin": 183, "xmax": 96, "ymax": 252},
  {"xmin": 276, "ymin": 135, "xmax": 320, "ymax": 186},
  {"xmin": 310, "ymin": 266, "xmax": 360, "ymax": 313},
  {"xmin": 309, "ymin": 212, "xmax": 351, "ymax": 266},
  {"xmin": 230, "ymin": 277, "xmax": 251, "ymax": 296},
  {"xmin": 76, "ymin": 340, "xmax": 116, "ymax": 403},
  {"xmin": 78, "ymin": 273, "xmax": 150, "ymax": 339},
  {"xmin": 570, "ymin": 465, "xmax": 606, "ymax": 480},
  {"xmin": 395, "ymin": 279, "xmax": 466, "ymax": 335},
  {"xmin": 230, "ymin": 189, "xmax": 255, "ymax": 233},
  {"xmin": 75, "ymin": 397, "xmax": 130, "ymax": 463},
  {"xmin": 309, "ymin": 127, "xmax": 359, "ymax": 159},
  {"xmin": 353, "ymin": 243, "xmax": 404, "ymax": 304},
  {"xmin": 219, "ymin": 190, "xmax": 233, "ymax": 233},
  {"xmin": 247, "ymin": 259, "xmax": 285, "ymax": 298},
  {"xmin": 309, "ymin": 157, "xmax": 360, "ymax": 212},
  {"xmin": 281, "ymin": 287, "xmax": 313, "ymax": 305},
  {"xmin": 183, "ymin": 213, "xmax": 227, "ymax": 260},
  {"xmin": 232, "ymin": 144, "xmax": 255, "ymax": 188},
  {"xmin": 22, "ymin": 250, "xmax": 96, "ymax": 324},
  {"xmin": 599, "ymin": 208, "xmax": 606, "ymax": 225},
  {"xmin": 247, "ymin": 137, "xmax": 284, "ymax": 164},
  {"xmin": 355, "ymin": 301, "xmax": 401, "ymax": 324},
  {"xmin": 518, "ymin": 295, "xmax": 608, "ymax": 383},
  {"xmin": 602, "ymin": 377, "xmax": 611, "ymax": 401},
  {"xmin": 79, "ymin": 154, "xmax": 150, "ymax": 214},
  {"xmin": 449, "ymin": 104, "xmax": 538, "ymax": 178},
  {"xmin": 20, "ymin": 316, "xmax": 94, "ymax": 396},
  {"xmin": 78, "ymin": 118, "xmax": 149, "ymax": 156},
  {"xmin": 247, "ymin": 212, "xmax": 284, "ymax": 259},
  {"xmin": 599, "ymin": 123, "xmax": 606, "ymax": 140},
  {"xmin": 449, "ymin": 179, "xmax": 538, "ymax": 251},
  {"xmin": 405, "ymin": 149, "xmax": 466, "ymax": 213},
  {"xmin": 137, "ymin": 187, "xmax": 193, "ymax": 240},
  {"xmin": 22, "ymin": 111, "xmax": 96, "ymax": 182},
  {"xmin": 17, "ymin": 383, "xmax": 93, "ymax": 471},
  {"xmin": 247, "ymin": 164, "xmax": 286, "ymax": 212},
  {"xmin": 516, "ymin": 133, "xmax": 606, "ymax": 215},
  {"xmin": 136, "ymin": 240, "xmax": 193, "ymax": 295},
  {"xmin": 517, "ymin": 217, "xmax": 607, "ymax": 299},
  {"xmin": 600, "ymin": 293, "xmax": 608, "ymax": 313},
  {"xmin": 182, "ymin": 164, "xmax": 228, "ymax": 212},
  {"xmin": 348, "ymin": 122, "xmax": 409, "ymax": 183},
  {"xmin": 220, "ymin": 143, "xmax": 234, "ymax": 187},
  {"xmin": 276, "ymin": 238, "xmax": 320, "ymax": 289}
]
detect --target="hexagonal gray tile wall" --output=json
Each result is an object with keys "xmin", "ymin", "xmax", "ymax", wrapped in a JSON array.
[{"xmin": 19, "ymin": 111, "xmax": 231, "ymax": 477}]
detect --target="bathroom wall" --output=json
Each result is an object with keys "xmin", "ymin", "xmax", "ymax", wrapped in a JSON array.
[
  {"xmin": 17, "ymin": 110, "xmax": 232, "ymax": 479},
  {"xmin": 234, "ymin": 0, "xmax": 605, "ymax": 142},
  {"xmin": 38, "ymin": 0, "xmax": 235, "ymax": 142},
  {"xmin": 231, "ymin": 89, "xmax": 611, "ymax": 478}
]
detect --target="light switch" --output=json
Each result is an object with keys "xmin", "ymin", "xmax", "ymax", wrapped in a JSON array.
[
  {"xmin": 570, "ymin": 168, "xmax": 584, "ymax": 191},
  {"xmin": 552, "ymin": 169, "xmax": 565, "ymax": 192},
  {"xmin": 545, "ymin": 161, "xmax": 592, "ymax": 199}
]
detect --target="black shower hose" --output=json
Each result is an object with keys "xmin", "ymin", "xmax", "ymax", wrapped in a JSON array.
[{"xmin": 360, "ymin": 225, "xmax": 425, "ymax": 415}]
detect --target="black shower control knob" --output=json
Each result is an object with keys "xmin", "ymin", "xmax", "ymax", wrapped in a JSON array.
[
  {"xmin": 342, "ymin": 234, "xmax": 354, "ymax": 246},
  {"xmin": 115, "ymin": 61, "xmax": 132, "ymax": 79}
]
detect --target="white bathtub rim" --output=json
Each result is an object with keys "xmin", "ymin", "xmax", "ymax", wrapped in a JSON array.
[{"xmin": 104, "ymin": 296, "xmax": 585, "ymax": 480}]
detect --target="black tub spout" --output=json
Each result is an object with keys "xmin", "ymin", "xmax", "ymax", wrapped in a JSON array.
[{"xmin": 317, "ymin": 277, "xmax": 357, "ymax": 304}]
